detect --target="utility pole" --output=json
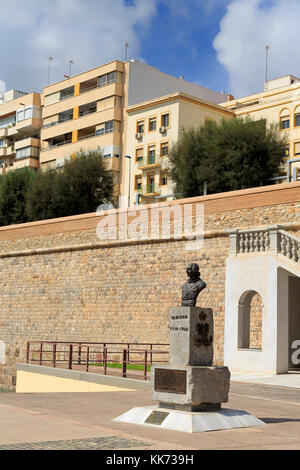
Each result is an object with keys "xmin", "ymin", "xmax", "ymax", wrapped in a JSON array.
[{"xmin": 48, "ymin": 56, "xmax": 53, "ymax": 85}]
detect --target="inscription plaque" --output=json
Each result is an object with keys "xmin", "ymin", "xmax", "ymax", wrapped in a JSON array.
[
  {"xmin": 145, "ymin": 411, "xmax": 169, "ymax": 425},
  {"xmin": 154, "ymin": 368, "xmax": 187, "ymax": 394}
]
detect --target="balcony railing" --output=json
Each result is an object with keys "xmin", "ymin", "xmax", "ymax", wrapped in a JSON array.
[
  {"xmin": 137, "ymin": 154, "xmax": 161, "ymax": 168},
  {"xmin": 42, "ymin": 127, "xmax": 115, "ymax": 152},
  {"xmin": 136, "ymin": 183, "xmax": 161, "ymax": 195}
]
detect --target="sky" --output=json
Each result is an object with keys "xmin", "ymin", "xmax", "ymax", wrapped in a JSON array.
[{"xmin": 0, "ymin": 0, "xmax": 300, "ymax": 99}]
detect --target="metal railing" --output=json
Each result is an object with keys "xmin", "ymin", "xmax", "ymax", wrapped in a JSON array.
[
  {"xmin": 136, "ymin": 183, "xmax": 161, "ymax": 195},
  {"xmin": 26, "ymin": 341, "xmax": 169, "ymax": 380}
]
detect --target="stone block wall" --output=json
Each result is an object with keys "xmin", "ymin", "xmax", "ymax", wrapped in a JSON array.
[{"xmin": 0, "ymin": 182, "xmax": 299, "ymax": 388}]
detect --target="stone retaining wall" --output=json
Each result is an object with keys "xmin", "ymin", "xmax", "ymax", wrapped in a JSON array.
[{"xmin": 0, "ymin": 182, "xmax": 299, "ymax": 388}]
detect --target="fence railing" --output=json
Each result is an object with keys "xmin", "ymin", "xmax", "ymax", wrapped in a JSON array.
[
  {"xmin": 229, "ymin": 226, "xmax": 300, "ymax": 264},
  {"xmin": 26, "ymin": 341, "xmax": 169, "ymax": 381}
]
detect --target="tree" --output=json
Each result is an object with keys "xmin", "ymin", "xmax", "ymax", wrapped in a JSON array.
[
  {"xmin": 168, "ymin": 117, "xmax": 287, "ymax": 199},
  {"xmin": 25, "ymin": 169, "xmax": 60, "ymax": 222},
  {"xmin": 0, "ymin": 168, "xmax": 36, "ymax": 226},
  {"xmin": 25, "ymin": 149, "xmax": 114, "ymax": 222}
]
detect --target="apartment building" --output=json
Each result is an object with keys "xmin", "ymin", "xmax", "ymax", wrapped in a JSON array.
[
  {"xmin": 221, "ymin": 75, "xmax": 300, "ymax": 181},
  {"xmin": 125, "ymin": 91, "xmax": 234, "ymax": 206},
  {"xmin": 0, "ymin": 89, "xmax": 42, "ymax": 174},
  {"xmin": 39, "ymin": 59, "xmax": 232, "ymax": 208}
]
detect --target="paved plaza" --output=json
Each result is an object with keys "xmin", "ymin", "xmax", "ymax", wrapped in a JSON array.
[{"xmin": 1, "ymin": 379, "xmax": 300, "ymax": 450}]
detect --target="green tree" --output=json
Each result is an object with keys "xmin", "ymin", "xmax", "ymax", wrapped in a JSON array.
[
  {"xmin": 168, "ymin": 117, "xmax": 287, "ymax": 198},
  {"xmin": 25, "ymin": 149, "xmax": 114, "ymax": 222},
  {"xmin": 25, "ymin": 169, "xmax": 60, "ymax": 222},
  {"xmin": 0, "ymin": 168, "xmax": 36, "ymax": 226}
]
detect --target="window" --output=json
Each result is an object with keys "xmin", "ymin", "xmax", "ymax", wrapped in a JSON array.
[
  {"xmin": 135, "ymin": 147, "xmax": 144, "ymax": 163},
  {"xmin": 59, "ymin": 86, "xmax": 74, "ymax": 101},
  {"xmin": 294, "ymin": 106, "xmax": 300, "ymax": 127},
  {"xmin": 148, "ymin": 145, "xmax": 156, "ymax": 165},
  {"xmin": 17, "ymin": 106, "xmax": 32, "ymax": 122},
  {"xmin": 96, "ymin": 120, "xmax": 114, "ymax": 136},
  {"xmin": 98, "ymin": 71, "xmax": 116, "ymax": 87},
  {"xmin": 149, "ymin": 117, "xmax": 156, "ymax": 132},
  {"xmin": 0, "ymin": 139, "xmax": 4, "ymax": 148},
  {"xmin": 137, "ymin": 120, "xmax": 144, "ymax": 134},
  {"xmin": 160, "ymin": 172, "xmax": 168, "ymax": 186},
  {"xmin": 280, "ymin": 109, "xmax": 290, "ymax": 130},
  {"xmin": 0, "ymin": 115, "xmax": 15, "ymax": 129},
  {"xmin": 16, "ymin": 146, "xmax": 39, "ymax": 160},
  {"xmin": 160, "ymin": 142, "xmax": 169, "ymax": 156},
  {"xmin": 281, "ymin": 119, "xmax": 290, "ymax": 130},
  {"xmin": 295, "ymin": 142, "xmax": 300, "ymax": 156},
  {"xmin": 161, "ymin": 113, "xmax": 170, "ymax": 128},
  {"xmin": 135, "ymin": 174, "xmax": 143, "ymax": 191}
]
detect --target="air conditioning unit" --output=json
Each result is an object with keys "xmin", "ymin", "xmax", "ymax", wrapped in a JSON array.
[
  {"xmin": 135, "ymin": 133, "xmax": 142, "ymax": 140},
  {"xmin": 159, "ymin": 126, "xmax": 166, "ymax": 133}
]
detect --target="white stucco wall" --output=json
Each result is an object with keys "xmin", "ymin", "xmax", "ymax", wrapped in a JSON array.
[
  {"xmin": 224, "ymin": 254, "xmax": 290, "ymax": 374},
  {"xmin": 128, "ymin": 61, "xmax": 227, "ymax": 106}
]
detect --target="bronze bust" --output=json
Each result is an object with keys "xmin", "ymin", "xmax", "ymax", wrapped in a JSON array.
[{"xmin": 181, "ymin": 263, "xmax": 206, "ymax": 307}]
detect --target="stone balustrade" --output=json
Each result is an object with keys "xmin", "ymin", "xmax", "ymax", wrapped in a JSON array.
[{"xmin": 229, "ymin": 226, "xmax": 300, "ymax": 264}]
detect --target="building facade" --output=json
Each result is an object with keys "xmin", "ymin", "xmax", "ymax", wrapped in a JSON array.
[
  {"xmin": 0, "ymin": 90, "xmax": 42, "ymax": 175},
  {"xmin": 125, "ymin": 92, "xmax": 234, "ymax": 206},
  {"xmin": 221, "ymin": 75, "xmax": 300, "ymax": 181},
  {"xmin": 3, "ymin": 60, "xmax": 300, "ymax": 209}
]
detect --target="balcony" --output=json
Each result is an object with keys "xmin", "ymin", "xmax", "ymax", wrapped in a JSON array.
[
  {"xmin": 0, "ymin": 128, "xmax": 8, "ymax": 139},
  {"xmin": 6, "ymin": 145, "xmax": 15, "ymax": 157},
  {"xmin": 40, "ymin": 132, "xmax": 121, "ymax": 165},
  {"xmin": 15, "ymin": 137, "xmax": 40, "ymax": 151},
  {"xmin": 16, "ymin": 117, "xmax": 42, "ymax": 134},
  {"xmin": 0, "ymin": 147, "xmax": 7, "ymax": 158},
  {"xmin": 7, "ymin": 126, "xmax": 18, "ymax": 137},
  {"xmin": 6, "ymin": 157, "xmax": 39, "ymax": 173},
  {"xmin": 104, "ymin": 156, "xmax": 120, "ymax": 172},
  {"xmin": 136, "ymin": 183, "xmax": 161, "ymax": 196},
  {"xmin": 137, "ymin": 154, "xmax": 161, "ymax": 170}
]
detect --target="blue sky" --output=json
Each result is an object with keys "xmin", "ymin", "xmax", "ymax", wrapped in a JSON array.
[
  {"xmin": 1, "ymin": 0, "xmax": 300, "ymax": 99},
  {"xmin": 135, "ymin": 1, "xmax": 230, "ymax": 93}
]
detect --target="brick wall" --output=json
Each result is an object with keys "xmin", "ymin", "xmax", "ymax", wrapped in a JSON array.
[{"xmin": 0, "ymin": 182, "xmax": 299, "ymax": 388}]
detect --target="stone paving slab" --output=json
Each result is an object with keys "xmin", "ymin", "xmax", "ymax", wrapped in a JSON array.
[{"xmin": 0, "ymin": 436, "xmax": 151, "ymax": 451}]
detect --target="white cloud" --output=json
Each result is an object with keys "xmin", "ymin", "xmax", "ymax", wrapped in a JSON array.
[
  {"xmin": 0, "ymin": 0, "xmax": 157, "ymax": 92},
  {"xmin": 213, "ymin": 0, "xmax": 300, "ymax": 97}
]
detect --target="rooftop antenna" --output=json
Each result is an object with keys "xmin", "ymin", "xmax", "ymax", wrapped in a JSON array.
[
  {"xmin": 69, "ymin": 59, "xmax": 74, "ymax": 77},
  {"xmin": 48, "ymin": 56, "xmax": 53, "ymax": 85},
  {"xmin": 265, "ymin": 45, "xmax": 270, "ymax": 90},
  {"xmin": 125, "ymin": 42, "xmax": 129, "ymax": 62}
]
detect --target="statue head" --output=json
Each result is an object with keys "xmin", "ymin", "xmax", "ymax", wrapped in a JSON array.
[{"xmin": 186, "ymin": 263, "xmax": 200, "ymax": 281}]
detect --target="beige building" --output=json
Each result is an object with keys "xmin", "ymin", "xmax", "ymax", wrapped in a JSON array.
[
  {"xmin": 125, "ymin": 92, "xmax": 234, "ymax": 206},
  {"xmin": 221, "ymin": 75, "xmax": 300, "ymax": 181},
  {"xmin": 0, "ymin": 90, "xmax": 42, "ymax": 175}
]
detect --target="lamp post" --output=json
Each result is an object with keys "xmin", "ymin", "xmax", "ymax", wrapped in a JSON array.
[{"xmin": 124, "ymin": 155, "xmax": 132, "ymax": 207}]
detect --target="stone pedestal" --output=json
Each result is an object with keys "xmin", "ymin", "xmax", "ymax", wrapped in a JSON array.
[
  {"xmin": 114, "ymin": 305, "xmax": 264, "ymax": 433},
  {"xmin": 151, "ymin": 307, "xmax": 230, "ymax": 411},
  {"xmin": 151, "ymin": 364, "xmax": 230, "ymax": 412}
]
